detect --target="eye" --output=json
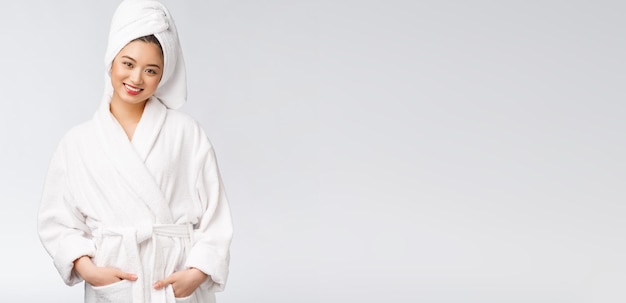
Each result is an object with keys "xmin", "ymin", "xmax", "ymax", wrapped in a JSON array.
[
  {"xmin": 146, "ymin": 69, "xmax": 158, "ymax": 75},
  {"xmin": 123, "ymin": 61, "xmax": 133, "ymax": 68}
]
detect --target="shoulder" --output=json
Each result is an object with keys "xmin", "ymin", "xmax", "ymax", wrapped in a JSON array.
[
  {"xmin": 165, "ymin": 109, "xmax": 201, "ymax": 128},
  {"xmin": 57, "ymin": 120, "xmax": 96, "ymax": 147},
  {"xmin": 164, "ymin": 109, "xmax": 210, "ymax": 137},
  {"xmin": 48, "ymin": 119, "xmax": 96, "ymax": 164},
  {"xmin": 164, "ymin": 109, "xmax": 215, "ymax": 148}
]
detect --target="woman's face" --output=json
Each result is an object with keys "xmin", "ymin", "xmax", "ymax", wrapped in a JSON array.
[{"xmin": 110, "ymin": 40, "xmax": 164, "ymax": 106}]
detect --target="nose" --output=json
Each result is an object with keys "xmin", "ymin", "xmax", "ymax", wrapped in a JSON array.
[{"xmin": 129, "ymin": 68, "xmax": 143, "ymax": 85}]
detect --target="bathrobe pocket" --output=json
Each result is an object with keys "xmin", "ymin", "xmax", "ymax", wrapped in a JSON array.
[
  {"xmin": 87, "ymin": 229, "xmax": 140, "ymax": 302},
  {"xmin": 85, "ymin": 279, "xmax": 133, "ymax": 303},
  {"xmin": 174, "ymin": 293, "xmax": 197, "ymax": 303}
]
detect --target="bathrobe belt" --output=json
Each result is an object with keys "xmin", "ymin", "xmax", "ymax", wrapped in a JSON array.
[{"xmin": 96, "ymin": 223, "xmax": 194, "ymax": 303}]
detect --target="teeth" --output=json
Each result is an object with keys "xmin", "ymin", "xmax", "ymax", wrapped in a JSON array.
[{"xmin": 125, "ymin": 84, "xmax": 142, "ymax": 92}]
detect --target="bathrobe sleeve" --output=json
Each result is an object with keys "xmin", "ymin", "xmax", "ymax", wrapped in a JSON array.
[
  {"xmin": 38, "ymin": 138, "xmax": 96, "ymax": 286},
  {"xmin": 184, "ymin": 124, "xmax": 233, "ymax": 292}
]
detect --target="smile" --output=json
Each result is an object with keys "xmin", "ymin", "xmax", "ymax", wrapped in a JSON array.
[{"xmin": 124, "ymin": 83, "xmax": 144, "ymax": 95}]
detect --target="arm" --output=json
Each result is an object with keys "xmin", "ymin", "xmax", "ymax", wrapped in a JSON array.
[
  {"xmin": 37, "ymin": 142, "xmax": 97, "ymax": 285},
  {"xmin": 154, "ymin": 125, "xmax": 233, "ymax": 295},
  {"xmin": 38, "ymin": 140, "xmax": 138, "ymax": 287},
  {"xmin": 184, "ymin": 144, "xmax": 234, "ymax": 291}
]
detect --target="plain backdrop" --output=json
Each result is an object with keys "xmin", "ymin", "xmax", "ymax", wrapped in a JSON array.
[
  {"xmin": 0, "ymin": 0, "xmax": 318, "ymax": 302},
  {"xmin": 0, "ymin": 1, "xmax": 625, "ymax": 302}
]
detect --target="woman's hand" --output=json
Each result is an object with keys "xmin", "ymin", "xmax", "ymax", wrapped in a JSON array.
[
  {"xmin": 73, "ymin": 256, "xmax": 138, "ymax": 287},
  {"xmin": 153, "ymin": 268, "xmax": 208, "ymax": 298}
]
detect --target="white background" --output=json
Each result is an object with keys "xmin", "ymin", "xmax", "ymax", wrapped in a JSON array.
[{"xmin": 0, "ymin": 1, "xmax": 624, "ymax": 302}]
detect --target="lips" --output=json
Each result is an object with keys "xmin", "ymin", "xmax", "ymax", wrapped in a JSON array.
[{"xmin": 124, "ymin": 83, "xmax": 144, "ymax": 95}]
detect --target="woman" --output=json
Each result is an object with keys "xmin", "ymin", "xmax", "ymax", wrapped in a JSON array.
[{"xmin": 37, "ymin": 1, "xmax": 233, "ymax": 302}]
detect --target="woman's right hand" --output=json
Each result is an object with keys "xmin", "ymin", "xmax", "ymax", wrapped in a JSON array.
[{"xmin": 73, "ymin": 256, "xmax": 138, "ymax": 287}]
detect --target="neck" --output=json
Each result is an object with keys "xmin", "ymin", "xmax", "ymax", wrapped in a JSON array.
[
  {"xmin": 109, "ymin": 97, "xmax": 149, "ymax": 140},
  {"xmin": 109, "ymin": 97, "xmax": 148, "ymax": 123}
]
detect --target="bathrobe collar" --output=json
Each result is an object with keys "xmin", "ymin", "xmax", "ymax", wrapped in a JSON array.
[
  {"xmin": 131, "ymin": 97, "xmax": 167, "ymax": 162},
  {"xmin": 93, "ymin": 97, "xmax": 173, "ymax": 224}
]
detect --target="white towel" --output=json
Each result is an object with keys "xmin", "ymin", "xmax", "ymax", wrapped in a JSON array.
[{"xmin": 104, "ymin": 0, "xmax": 187, "ymax": 109}]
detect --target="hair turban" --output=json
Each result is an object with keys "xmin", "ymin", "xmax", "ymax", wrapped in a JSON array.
[{"xmin": 104, "ymin": 0, "xmax": 186, "ymax": 109}]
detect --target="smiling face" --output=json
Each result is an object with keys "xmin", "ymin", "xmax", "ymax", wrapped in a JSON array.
[{"xmin": 109, "ymin": 40, "xmax": 164, "ymax": 107}]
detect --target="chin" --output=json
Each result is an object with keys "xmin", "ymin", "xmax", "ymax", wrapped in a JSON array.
[{"xmin": 113, "ymin": 93, "xmax": 147, "ymax": 106}]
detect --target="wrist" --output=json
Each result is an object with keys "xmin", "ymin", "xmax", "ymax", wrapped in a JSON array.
[
  {"xmin": 73, "ymin": 256, "xmax": 95, "ymax": 281},
  {"xmin": 189, "ymin": 267, "xmax": 208, "ymax": 282}
]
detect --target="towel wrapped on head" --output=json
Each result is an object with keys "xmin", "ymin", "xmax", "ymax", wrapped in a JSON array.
[{"xmin": 104, "ymin": 0, "xmax": 186, "ymax": 109}]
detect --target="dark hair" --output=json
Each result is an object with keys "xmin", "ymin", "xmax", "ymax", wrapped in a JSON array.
[{"xmin": 132, "ymin": 35, "xmax": 163, "ymax": 55}]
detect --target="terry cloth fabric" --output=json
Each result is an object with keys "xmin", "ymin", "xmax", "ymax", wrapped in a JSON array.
[
  {"xmin": 38, "ymin": 98, "xmax": 233, "ymax": 301},
  {"xmin": 104, "ymin": 0, "xmax": 187, "ymax": 109}
]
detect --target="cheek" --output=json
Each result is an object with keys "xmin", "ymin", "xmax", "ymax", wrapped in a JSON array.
[
  {"xmin": 146, "ymin": 77, "xmax": 161, "ymax": 91},
  {"xmin": 109, "ymin": 66, "xmax": 125, "ymax": 82}
]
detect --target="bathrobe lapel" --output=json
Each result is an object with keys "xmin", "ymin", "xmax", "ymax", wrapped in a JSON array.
[
  {"xmin": 131, "ymin": 97, "xmax": 167, "ymax": 162},
  {"xmin": 93, "ymin": 97, "xmax": 173, "ymax": 224}
]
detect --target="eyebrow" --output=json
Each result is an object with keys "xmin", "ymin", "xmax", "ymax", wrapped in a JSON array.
[{"xmin": 121, "ymin": 55, "xmax": 162, "ymax": 69}]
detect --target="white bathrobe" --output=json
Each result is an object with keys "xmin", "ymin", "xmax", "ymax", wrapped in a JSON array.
[{"xmin": 38, "ymin": 97, "xmax": 233, "ymax": 303}]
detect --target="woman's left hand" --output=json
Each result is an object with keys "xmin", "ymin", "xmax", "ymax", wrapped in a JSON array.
[{"xmin": 153, "ymin": 268, "xmax": 208, "ymax": 298}]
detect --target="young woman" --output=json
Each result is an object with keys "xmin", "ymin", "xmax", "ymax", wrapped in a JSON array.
[{"xmin": 37, "ymin": 1, "xmax": 233, "ymax": 302}]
